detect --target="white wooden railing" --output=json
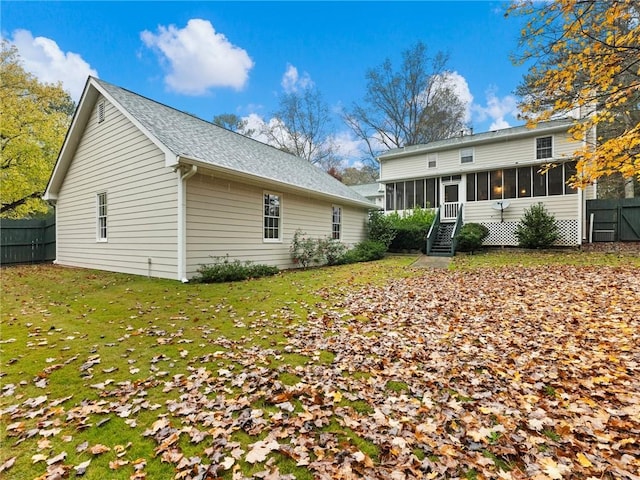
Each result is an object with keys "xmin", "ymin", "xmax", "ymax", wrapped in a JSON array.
[{"xmin": 442, "ymin": 202, "xmax": 460, "ymax": 221}]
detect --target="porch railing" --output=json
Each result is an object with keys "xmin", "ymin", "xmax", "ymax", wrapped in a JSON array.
[
  {"xmin": 450, "ymin": 204, "xmax": 464, "ymax": 254},
  {"xmin": 442, "ymin": 202, "xmax": 460, "ymax": 221},
  {"xmin": 426, "ymin": 207, "xmax": 441, "ymax": 255}
]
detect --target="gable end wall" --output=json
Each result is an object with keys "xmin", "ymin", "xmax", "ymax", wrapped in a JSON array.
[{"xmin": 55, "ymin": 95, "xmax": 179, "ymax": 279}]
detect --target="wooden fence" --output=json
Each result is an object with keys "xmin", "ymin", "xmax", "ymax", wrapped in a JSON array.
[
  {"xmin": 586, "ymin": 198, "xmax": 640, "ymax": 242},
  {"xmin": 0, "ymin": 216, "xmax": 56, "ymax": 265}
]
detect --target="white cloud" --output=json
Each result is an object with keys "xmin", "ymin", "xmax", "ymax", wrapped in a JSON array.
[
  {"xmin": 440, "ymin": 71, "xmax": 474, "ymax": 123},
  {"xmin": 281, "ymin": 63, "xmax": 313, "ymax": 93},
  {"xmin": 473, "ymin": 88, "xmax": 520, "ymax": 131},
  {"xmin": 141, "ymin": 19, "xmax": 254, "ymax": 95},
  {"xmin": 10, "ymin": 29, "xmax": 97, "ymax": 100}
]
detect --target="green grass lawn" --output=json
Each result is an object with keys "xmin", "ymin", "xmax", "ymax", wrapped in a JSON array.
[{"xmin": 1, "ymin": 250, "xmax": 638, "ymax": 479}]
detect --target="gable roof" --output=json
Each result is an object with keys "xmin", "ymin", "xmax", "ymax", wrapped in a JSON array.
[
  {"xmin": 377, "ymin": 119, "xmax": 575, "ymax": 161},
  {"xmin": 349, "ymin": 183, "xmax": 384, "ymax": 199},
  {"xmin": 45, "ymin": 77, "xmax": 373, "ymax": 208}
]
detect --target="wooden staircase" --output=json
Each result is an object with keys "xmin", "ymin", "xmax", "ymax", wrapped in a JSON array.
[{"xmin": 429, "ymin": 222, "xmax": 455, "ymax": 256}]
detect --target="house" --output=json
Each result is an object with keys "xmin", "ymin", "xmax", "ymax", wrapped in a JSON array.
[
  {"xmin": 44, "ymin": 77, "xmax": 374, "ymax": 281},
  {"xmin": 349, "ymin": 183, "xmax": 384, "ymax": 209},
  {"xmin": 377, "ymin": 119, "xmax": 597, "ymax": 254}
]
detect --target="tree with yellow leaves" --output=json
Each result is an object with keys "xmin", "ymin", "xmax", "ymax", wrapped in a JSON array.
[
  {"xmin": 1, "ymin": 41, "xmax": 74, "ymax": 217},
  {"xmin": 508, "ymin": 0, "xmax": 639, "ymax": 196}
]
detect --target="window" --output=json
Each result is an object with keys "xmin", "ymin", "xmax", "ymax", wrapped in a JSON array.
[
  {"xmin": 97, "ymin": 192, "xmax": 107, "ymax": 241},
  {"xmin": 477, "ymin": 171, "xmax": 489, "ymax": 201},
  {"xmin": 406, "ymin": 181, "xmax": 415, "ymax": 209},
  {"xmin": 533, "ymin": 167, "xmax": 547, "ymax": 197},
  {"xmin": 518, "ymin": 167, "xmax": 532, "ymax": 197},
  {"xmin": 427, "ymin": 153, "xmax": 437, "ymax": 168},
  {"xmin": 547, "ymin": 164, "xmax": 564, "ymax": 195},
  {"xmin": 263, "ymin": 193, "xmax": 281, "ymax": 241},
  {"xmin": 490, "ymin": 170, "xmax": 503, "ymax": 200},
  {"xmin": 466, "ymin": 173, "xmax": 476, "ymax": 201},
  {"xmin": 536, "ymin": 136, "xmax": 552, "ymax": 159},
  {"xmin": 394, "ymin": 182, "xmax": 405, "ymax": 210},
  {"xmin": 460, "ymin": 148, "xmax": 474, "ymax": 164},
  {"xmin": 332, "ymin": 206, "xmax": 342, "ymax": 240},
  {"xmin": 98, "ymin": 101, "xmax": 105, "ymax": 123},
  {"xmin": 564, "ymin": 161, "xmax": 578, "ymax": 194},
  {"xmin": 385, "ymin": 183, "xmax": 394, "ymax": 210},
  {"xmin": 503, "ymin": 168, "xmax": 517, "ymax": 199},
  {"xmin": 426, "ymin": 178, "xmax": 438, "ymax": 208},
  {"xmin": 415, "ymin": 179, "xmax": 425, "ymax": 208}
]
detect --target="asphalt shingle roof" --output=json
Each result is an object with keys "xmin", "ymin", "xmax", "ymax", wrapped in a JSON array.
[{"xmin": 94, "ymin": 78, "xmax": 373, "ymax": 207}]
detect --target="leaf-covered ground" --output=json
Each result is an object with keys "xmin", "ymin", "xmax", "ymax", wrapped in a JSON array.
[{"xmin": 1, "ymin": 256, "xmax": 639, "ymax": 479}]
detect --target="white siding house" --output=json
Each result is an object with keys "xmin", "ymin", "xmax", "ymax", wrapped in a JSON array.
[
  {"xmin": 378, "ymin": 120, "xmax": 596, "ymax": 252},
  {"xmin": 45, "ymin": 78, "xmax": 373, "ymax": 281}
]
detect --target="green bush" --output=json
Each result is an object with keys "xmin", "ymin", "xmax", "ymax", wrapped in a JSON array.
[
  {"xmin": 455, "ymin": 223, "xmax": 489, "ymax": 253},
  {"xmin": 387, "ymin": 207, "xmax": 435, "ymax": 252},
  {"xmin": 337, "ymin": 240, "xmax": 387, "ymax": 264},
  {"xmin": 290, "ymin": 230, "xmax": 322, "ymax": 268},
  {"xmin": 193, "ymin": 255, "xmax": 279, "ymax": 283},
  {"xmin": 515, "ymin": 203, "xmax": 560, "ymax": 248},
  {"xmin": 318, "ymin": 237, "xmax": 348, "ymax": 265},
  {"xmin": 367, "ymin": 210, "xmax": 396, "ymax": 248}
]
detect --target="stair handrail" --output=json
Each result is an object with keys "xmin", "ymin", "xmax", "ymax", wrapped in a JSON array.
[
  {"xmin": 426, "ymin": 207, "xmax": 441, "ymax": 255},
  {"xmin": 450, "ymin": 204, "xmax": 464, "ymax": 255}
]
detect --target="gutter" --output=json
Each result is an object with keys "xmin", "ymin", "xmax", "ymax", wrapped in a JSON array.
[{"xmin": 177, "ymin": 163, "xmax": 197, "ymax": 282}]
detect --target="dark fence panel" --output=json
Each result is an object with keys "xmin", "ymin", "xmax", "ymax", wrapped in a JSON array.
[
  {"xmin": 0, "ymin": 216, "xmax": 56, "ymax": 265},
  {"xmin": 586, "ymin": 198, "xmax": 640, "ymax": 242}
]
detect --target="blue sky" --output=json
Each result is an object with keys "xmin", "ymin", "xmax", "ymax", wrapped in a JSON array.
[{"xmin": 2, "ymin": 1, "xmax": 529, "ymax": 164}]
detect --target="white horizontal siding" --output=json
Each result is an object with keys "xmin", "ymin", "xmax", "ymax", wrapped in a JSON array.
[
  {"xmin": 463, "ymin": 195, "xmax": 580, "ymax": 224},
  {"xmin": 185, "ymin": 174, "xmax": 369, "ymax": 277},
  {"xmin": 55, "ymin": 95, "xmax": 179, "ymax": 279},
  {"xmin": 380, "ymin": 130, "xmax": 582, "ymax": 181}
]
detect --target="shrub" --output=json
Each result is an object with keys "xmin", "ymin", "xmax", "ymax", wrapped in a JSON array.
[
  {"xmin": 337, "ymin": 240, "xmax": 386, "ymax": 264},
  {"xmin": 387, "ymin": 207, "xmax": 435, "ymax": 252},
  {"xmin": 290, "ymin": 230, "xmax": 321, "ymax": 268},
  {"xmin": 455, "ymin": 223, "xmax": 489, "ymax": 253},
  {"xmin": 193, "ymin": 255, "xmax": 279, "ymax": 283},
  {"xmin": 318, "ymin": 237, "xmax": 348, "ymax": 265},
  {"xmin": 515, "ymin": 203, "xmax": 560, "ymax": 248},
  {"xmin": 367, "ymin": 210, "xmax": 396, "ymax": 249}
]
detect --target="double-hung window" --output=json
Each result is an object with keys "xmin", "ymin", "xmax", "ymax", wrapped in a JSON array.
[
  {"xmin": 536, "ymin": 136, "xmax": 552, "ymax": 160},
  {"xmin": 263, "ymin": 192, "xmax": 281, "ymax": 241},
  {"xmin": 460, "ymin": 148, "xmax": 474, "ymax": 164},
  {"xmin": 332, "ymin": 206, "xmax": 342, "ymax": 240},
  {"xmin": 97, "ymin": 192, "xmax": 107, "ymax": 241}
]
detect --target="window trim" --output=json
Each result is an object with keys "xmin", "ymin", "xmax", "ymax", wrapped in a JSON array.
[
  {"xmin": 263, "ymin": 191, "xmax": 282, "ymax": 243},
  {"xmin": 96, "ymin": 192, "xmax": 107, "ymax": 242},
  {"xmin": 535, "ymin": 135, "xmax": 553, "ymax": 160},
  {"xmin": 460, "ymin": 147, "xmax": 474, "ymax": 164},
  {"xmin": 332, "ymin": 206, "xmax": 342, "ymax": 240},
  {"xmin": 427, "ymin": 153, "xmax": 438, "ymax": 169}
]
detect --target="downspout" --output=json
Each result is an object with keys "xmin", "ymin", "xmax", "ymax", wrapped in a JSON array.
[{"xmin": 177, "ymin": 164, "xmax": 197, "ymax": 282}]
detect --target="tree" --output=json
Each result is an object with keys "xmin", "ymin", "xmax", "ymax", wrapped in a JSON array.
[
  {"xmin": 261, "ymin": 87, "xmax": 339, "ymax": 170},
  {"xmin": 340, "ymin": 165, "xmax": 379, "ymax": 186},
  {"xmin": 212, "ymin": 113, "xmax": 255, "ymax": 137},
  {"xmin": 515, "ymin": 203, "xmax": 560, "ymax": 249},
  {"xmin": 344, "ymin": 42, "xmax": 469, "ymax": 163},
  {"xmin": 508, "ymin": 0, "xmax": 640, "ymax": 193},
  {"xmin": 1, "ymin": 41, "xmax": 74, "ymax": 217}
]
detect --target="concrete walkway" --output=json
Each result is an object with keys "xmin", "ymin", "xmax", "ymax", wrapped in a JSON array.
[{"xmin": 410, "ymin": 254, "xmax": 452, "ymax": 269}]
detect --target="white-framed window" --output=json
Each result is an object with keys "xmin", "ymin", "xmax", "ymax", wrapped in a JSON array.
[
  {"xmin": 536, "ymin": 136, "xmax": 553, "ymax": 159},
  {"xmin": 460, "ymin": 147, "xmax": 474, "ymax": 164},
  {"xmin": 97, "ymin": 192, "xmax": 107, "ymax": 241},
  {"xmin": 332, "ymin": 206, "xmax": 342, "ymax": 240},
  {"xmin": 263, "ymin": 192, "xmax": 281, "ymax": 241},
  {"xmin": 97, "ymin": 101, "xmax": 105, "ymax": 123},
  {"xmin": 427, "ymin": 153, "xmax": 437, "ymax": 169}
]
